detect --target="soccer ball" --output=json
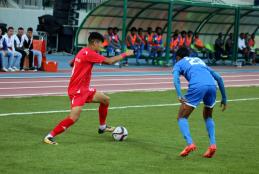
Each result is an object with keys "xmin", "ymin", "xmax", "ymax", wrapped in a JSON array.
[{"xmin": 112, "ymin": 126, "xmax": 128, "ymax": 141}]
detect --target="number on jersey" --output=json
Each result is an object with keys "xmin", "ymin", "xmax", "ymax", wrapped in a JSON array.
[{"xmin": 186, "ymin": 57, "xmax": 206, "ymax": 66}]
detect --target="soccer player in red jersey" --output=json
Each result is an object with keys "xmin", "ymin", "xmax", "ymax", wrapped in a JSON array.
[{"xmin": 44, "ymin": 32, "xmax": 134, "ymax": 145}]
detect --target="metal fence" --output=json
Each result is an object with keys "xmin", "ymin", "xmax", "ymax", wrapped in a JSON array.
[
  {"xmin": 79, "ymin": 0, "xmax": 106, "ymax": 11},
  {"xmin": 13, "ymin": 0, "xmax": 43, "ymax": 8},
  {"xmin": 187, "ymin": 0, "xmax": 254, "ymax": 5},
  {"xmin": 6, "ymin": 0, "xmax": 255, "ymax": 9}
]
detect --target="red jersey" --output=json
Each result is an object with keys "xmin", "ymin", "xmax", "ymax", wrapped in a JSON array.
[{"xmin": 68, "ymin": 48, "xmax": 105, "ymax": 95}]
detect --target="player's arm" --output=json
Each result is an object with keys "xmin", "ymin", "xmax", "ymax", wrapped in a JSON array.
[
  {"xmin": 173, "ymin": 69, "xmax": 185, "ymax": 103},
  {"xmin": 102, "ymin": 50, "xmax": 134, "ymax": 65},
  {"xmin": 208, "ymin": 67, "xmax": 227, "ymax": 111}
]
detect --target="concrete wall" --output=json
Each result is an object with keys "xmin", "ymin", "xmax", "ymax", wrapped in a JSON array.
[
  {"xmin": 0, "ymin": 8, "xmax": 87, "ymax": 34},
  {"xmin": 0, "ymin": 8, "xmax": 52, "ymax": 33}
]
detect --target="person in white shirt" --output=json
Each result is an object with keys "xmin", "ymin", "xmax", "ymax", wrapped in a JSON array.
[
  {"xmin": 14, "ymin": 27, "xmax": 28, "ymax": 71},
  {"xmin": 23, "ymin": 27, "xmax": 42, "ymax": 71},
  {"xmin": 0, "ymin": 28, "xmax": 4, "ymax": 71},
  {"xmin": 238, "ymin": 33, "xmax": 249, "ymax": 62},
  {"xmin": 0, "ymin": 27, "xmax": 15, "ymax": 72},
  {"xmin": 3, "ymin": 27, "xmax": 22, "ymax": 71}
]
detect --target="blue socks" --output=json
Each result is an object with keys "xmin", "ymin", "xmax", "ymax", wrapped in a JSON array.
[
  {"xmin": 178, "ymin": 117, "xmax": 216, "ymax": 146},
  {"xmin": 205, "ymin": 117, "xmax": 216, "ymax": 145},
  {"xmin": 178, "ymin": 118, "xmax": 193, "ymax": 145}
]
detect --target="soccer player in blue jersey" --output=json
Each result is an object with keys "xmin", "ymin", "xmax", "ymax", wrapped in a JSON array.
[{"xmin": 173, "ymin": 47, "xmax": 227, "ymax": 158}]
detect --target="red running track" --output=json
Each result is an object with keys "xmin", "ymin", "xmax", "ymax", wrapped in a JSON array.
[{"xmin": 0, "ymin": 68, "xmax": 259, "ymax": 98}]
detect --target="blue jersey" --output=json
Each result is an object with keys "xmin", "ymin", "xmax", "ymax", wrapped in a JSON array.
[
  {"xmin": 173, "ymin": 57, "xmax": 227, "ymax": 105},
  {"xmin": 173, "ymin": 57, "xmax": 216, "ymax": 87}
]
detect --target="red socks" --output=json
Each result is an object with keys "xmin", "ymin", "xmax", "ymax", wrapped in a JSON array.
[
  {"xmin": 49, "ymin": 103, "xmax": 109, "ymax": 137},
  {"xmin": 99, "ymin": 103, "xmax": 109, "ymax": 126},
  {"xmin": 50, "ymin": 117, "xmax": 75, "ymax": 137}
]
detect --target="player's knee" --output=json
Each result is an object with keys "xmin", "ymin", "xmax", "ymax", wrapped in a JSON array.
[
  {"xmin": 102, "ymin": 95, "xmax": 110, "ymax": 105},
  {"xmin": 203, "ymin": 107, "xmax": 213, "ymax": 119},
  {"xmin": 177, "ymin": 115, "xmax": 188, "ymax": 120},
  {"xmin": 70, "ymin": 107, "xmax": 82, "ymax": 121}
]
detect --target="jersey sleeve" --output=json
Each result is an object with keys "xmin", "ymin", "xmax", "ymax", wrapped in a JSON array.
[
  {"xmin": 207, "ymin": 67, "xmax": 227, "ymax": 104},
  {"xmin": 172, "ymin": 64, "xmax": 182, "ymax": 98},
  {"xmin": 83, "ymin": 50, "xmax": 105, "ymax": 63}
]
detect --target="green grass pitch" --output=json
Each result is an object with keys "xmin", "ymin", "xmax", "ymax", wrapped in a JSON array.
[{"xmin": 0, "ymin": 87, "xmax": 259, "ymax": 174}]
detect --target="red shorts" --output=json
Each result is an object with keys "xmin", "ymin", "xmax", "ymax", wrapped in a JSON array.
[{"xmin": 68, "ymin": 88, "xmax": 96, "ymax": 108}]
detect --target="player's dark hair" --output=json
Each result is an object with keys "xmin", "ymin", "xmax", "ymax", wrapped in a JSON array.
[
  {"xmin": 147, "ymin": 27, "xmax": 152, "ymax": 31},
  {"xmin": 176, "ymin": 47, "xmax": 190, "ymax": 59},
  {"xmin": 113, "ymin": 27, "xmax": 119, "ymax": 32},
  {"xmin": 88, "ymin": 32, "xmax": 104, "ymax": 43},
  {"xmin": 138, "ymin": 28, "xmax": 143, "ymax": 32},
  {"xmin": 27, "ymin": 27, "xmax": 33, "ymax": 32},
  {"xmin": 7, "ymin": 27, "xmax": 14, "ymax": 31},
  {"xmin": 155, "ymin": 27, "xmax": 162, "ymax": 32},
  {"xmin": 18, "ymin": 27, "xmax": 24, "ymax": 30},
  {"xmin": 130, "ymin": 27, "xmax": 137, "ymax": 32}
]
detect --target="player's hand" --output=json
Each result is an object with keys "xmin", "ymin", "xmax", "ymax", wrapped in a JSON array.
[
  {"xmin": 125, "ymin": 50, "xmax": 134, "ymax": 56},
  {"xmin": 178, "ymin": 96, "xmax": 187, "ymax": 104},
  {"xmin": 220, "ymin": 101, "xmax": 227, "ymax": 112},
  {"xmin": 69, "ymin": 60, "xmax": 74, "ymax": 67}
]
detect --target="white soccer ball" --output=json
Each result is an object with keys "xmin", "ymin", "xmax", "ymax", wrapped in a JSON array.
[{"xmin": 112, "ymin": 126, "xmax": 128, "ymax": 141}]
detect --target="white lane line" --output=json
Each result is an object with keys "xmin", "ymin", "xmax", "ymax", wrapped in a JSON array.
[
  {"xmin": 0, "ymin": 74, "xmax": 259, "ymax": 84},
  {"xmin": 0, "ymin": 84, "xmax": 259, "ymax": 98},
  {"xmin": 0, "ymin": 72, "xmax": 259, "ymax": 79},
  {"xmin": 1, "ymin": 79, "xmax": 259, "ymax": 90},
  {"xmin": 0, "ymin": 97, "xmax": 258, "ymax": 117}
]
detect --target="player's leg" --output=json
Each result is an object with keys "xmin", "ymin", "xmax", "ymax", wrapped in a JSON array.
[
  {"xmin": 178, "ymin": 104, "xmax": 197, "ymax": 156},
  {"xmin": 44, "ymin": 106, "xmax": 83, "ymax": 145},
  {"xmin": 178, "ymin": 104, "xmax": 195, "ymax": 145},
  {"xmin": 203, "ymin": 86, "xmax": 217, "ymax": 158},
  {"xmin": 178, "ymin": 87, "xmax": 205, "ymax": 156},
  {"xmin": 92, "ymin": 91, "xmax": 115, "ymax": 134}
]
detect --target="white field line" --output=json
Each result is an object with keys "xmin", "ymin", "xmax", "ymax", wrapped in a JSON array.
[
  {"xmin": 0, "ymin": 97, "xmax": 258, "ymax": 117},
  {"xmin": 1, "ymin": 79, "xmax": 259, "ymax": 90},
  {"xmin": 0, "ymin": 74, "xmax": 259, "ymax": 84},
  {"xmin": 0, "ymin": 84, "xmax": 259, "ymax": 98}
]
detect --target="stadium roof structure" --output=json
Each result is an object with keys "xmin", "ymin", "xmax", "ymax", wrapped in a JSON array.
[{"xmin": 75, "ymin": 0, "xmax": 259, "ymax": 63}]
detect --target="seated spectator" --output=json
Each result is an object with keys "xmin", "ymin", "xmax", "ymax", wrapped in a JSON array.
[
  {"xmin": 23, "ymin": 27, "xmax": 42, "ymax": 71},
  {"xmin": 126, "ymin": 27, "xmax": 140, "ymax": 65},
  {"xmin": 194, "ymin": 33, "xmax": 205, "ymax": 50},
  {"xmin": 174, "ymin": 29, "xmax": 180, "ymax": 37},
  {"xmin": 111, "ymin": 27, "xmax": 121, "ymax": 56},
  {"xmin": 144, "ymin": 27, "xmax": 153, "ymax": 56},
  {"xmin": 179, "ymin": 30, "xmax": 187, "ymax": 48},
  {"xmin": 238, "ymin": 33, "xmax": 250, "ymax": 63},
  {"xmin": 170, "ymin": 34, "xmax": 179, "ymax": 52},
  {"xmin": 136, "ymin": 27, "xmax": 146, "ymax": 64},
  {"xmin": 0, "ymin": 27, "xmax": 14, "ymax": 72},
  {"xmin": 185, "ymin": 30, "xmax": 193, "ymax": 48},
  {"xmin": 170, "ymin": 33, "xmax": 179, "ymax": 64},
  {"xmin": 103, "ymin": 27, "xmax": 114, "ymax": 56},
  {"xmin": 0, "ymin": 28, "xmax": 3, "ymax": 71},
  {"xmin": 14, "ymin": 27, "xmax": 28, "ymax": 71},
  {"xmin": 225, "ymin": 33, "xmax": 233, "ymax": 58},
  {"xmin": 151, "ymin": 27, "xmax": 164, "ymax": 64},
  {"xmin": 248, "ymin": 33, "xmax": 256, "ymax": 65},
  {"xmin": 214, "ymin": 32, "xmax": 225, "ymax": 61},
  {"xmin": 194, "ymin": 33, "xmax": 213, "ymax": 60},
  {"xmin": 2, "ymin": 27, "xmax": 21, "ymax": 71}
]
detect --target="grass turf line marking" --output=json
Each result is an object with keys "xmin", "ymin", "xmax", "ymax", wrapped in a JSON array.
[{"xmin": 0, "ymin": 97, "xmax": 259, "ymax": 117}]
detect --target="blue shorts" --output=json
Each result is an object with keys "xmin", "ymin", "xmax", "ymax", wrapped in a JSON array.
[{"xmin": 184, "ymin": 85, "xmax": 217, "ymax": 108}]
